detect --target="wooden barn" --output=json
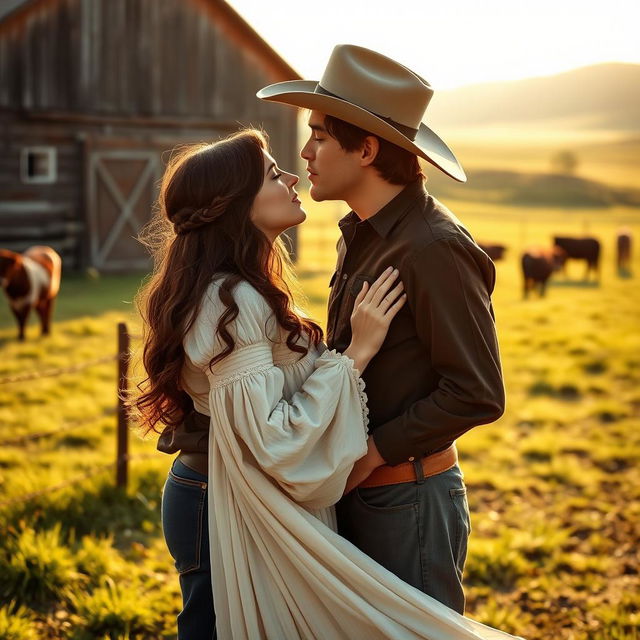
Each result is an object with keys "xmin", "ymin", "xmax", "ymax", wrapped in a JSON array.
[{"xmin": 0, "ymin": 0, "xmax": 300, "ymax": 272}]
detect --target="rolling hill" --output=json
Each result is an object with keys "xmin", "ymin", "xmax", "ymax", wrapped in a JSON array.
[{"xmin": 427, "ymin": 63, "xmax": 640, "ymax": 131}]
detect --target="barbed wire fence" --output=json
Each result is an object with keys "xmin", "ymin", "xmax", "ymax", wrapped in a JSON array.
[{"xmin": 0, "ymin": 322, "xmax": 149, "ymax": 510}]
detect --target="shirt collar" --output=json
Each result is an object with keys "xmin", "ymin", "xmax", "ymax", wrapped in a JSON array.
[{"xmin": 339, "ymin": 179, "xmax": 426, "ymax": 239}]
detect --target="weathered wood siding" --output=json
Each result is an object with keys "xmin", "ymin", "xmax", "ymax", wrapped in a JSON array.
[
  {"xmin": 0, "ymin": 0, "xmax": 301, "ymax": 270},
  {"xmin": 0, "ymin": 0, "xmax": 295, "ymax": 124},
  {"xmin": 0, "ymin": 112, "xmax": 84, "ymax": 266}
]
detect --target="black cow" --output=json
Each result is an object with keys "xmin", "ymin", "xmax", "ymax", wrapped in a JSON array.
[
  {"xmin": 616, "ymin": 230, "xmax": 632, "ymax": 272},
  {"xmin": 478, "ymin": 243, "xmax": 507, "ymax": 261},
  {"xmin": 521, "ymin": 247, "xmax": 566, "ymax": 298},
  {"xmin": 553, "ymin": 236, "xmax": 600, "ymax": 281}
]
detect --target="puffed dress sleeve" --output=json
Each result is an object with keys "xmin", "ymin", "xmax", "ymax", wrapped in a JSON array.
[
  {"xmin": 183, "ymin": 280, "xmax": 526, "ymax": 640},
  {"xmin": 183, "ymin": 280, "xmax": 369, "ymax": 510}
]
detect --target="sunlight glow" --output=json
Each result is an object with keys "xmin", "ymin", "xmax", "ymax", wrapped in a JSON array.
[{"xmin": 230, "ymin": 0, "xmax": 640, "ymax": 89}]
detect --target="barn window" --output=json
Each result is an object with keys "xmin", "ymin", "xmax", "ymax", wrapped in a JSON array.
[{"xmin": 21, "ymin": 147, "xmax": 57, "ymax": 184}]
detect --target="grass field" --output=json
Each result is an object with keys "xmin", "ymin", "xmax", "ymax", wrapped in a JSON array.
[
  {"xmin": 445, "ymin": 129, "xmax": 640, "ymax": 190},
  {"xmin": 1, "ymin": 172, "xmax": 639, "ymax": 636}
]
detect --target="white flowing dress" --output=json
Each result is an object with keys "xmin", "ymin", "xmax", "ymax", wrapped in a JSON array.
[{"xmin": 182, "ymin": 279, "xmax": 523, "ymax": 640}]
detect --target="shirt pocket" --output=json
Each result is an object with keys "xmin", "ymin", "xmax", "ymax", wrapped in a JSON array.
[{"xmin": 350, "ymin": 273, "xmax": 375, "ymax": 297}]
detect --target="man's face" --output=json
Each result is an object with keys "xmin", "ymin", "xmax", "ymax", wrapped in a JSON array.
[{"xmin": 300, "ymin": 110, "xmax": 363, "ymax": 202}]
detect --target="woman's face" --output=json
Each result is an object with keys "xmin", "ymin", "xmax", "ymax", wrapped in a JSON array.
[{"xmin": 250, "ymin": 151, "xmax": 305, "ymax": 242}]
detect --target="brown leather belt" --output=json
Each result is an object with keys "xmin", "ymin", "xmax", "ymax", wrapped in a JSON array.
[
  {"xmin": 358, "ymin": 444, "xmax": 458, "ymax": 489},
  {"xmin": 177, "ymin": 451, "xmax": 208, "ymax": 477},
  {"xmin": 177, "ymin": 444, "xmax": 458, "ymax": 488}
]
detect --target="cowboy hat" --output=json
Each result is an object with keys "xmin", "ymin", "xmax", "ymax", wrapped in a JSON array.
[{"xmin": 257, "ymin": 44, "xmax": 466, "ymax": 182}]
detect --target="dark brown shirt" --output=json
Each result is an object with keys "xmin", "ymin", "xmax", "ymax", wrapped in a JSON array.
[
  {"xmin": 157, "ymin": 408, "xmax": 209, "ymax": 455},
  {"xmin": 326, "ymin": 179, "xmax": 504, "ymax": 466}
]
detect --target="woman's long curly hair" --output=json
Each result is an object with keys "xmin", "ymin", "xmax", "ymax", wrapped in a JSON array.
[{"xmin": 134, "ymin": 129, "xmax": 323, "ymax": 435}]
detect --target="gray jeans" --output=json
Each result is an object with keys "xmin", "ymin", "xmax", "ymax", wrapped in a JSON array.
[{"xmin": 336, "ymin": 463, "xmax": 471, "ymax": 614}]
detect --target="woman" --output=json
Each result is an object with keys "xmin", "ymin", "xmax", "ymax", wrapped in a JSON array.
[{"xmin": 135, "ymin": 130, "xmax": 523, "ymax": 640}]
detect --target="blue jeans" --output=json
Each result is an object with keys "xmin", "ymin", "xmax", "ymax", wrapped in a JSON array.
[
  {"xmin": 336, "ymin": 463, "xmax": 471, "ymax": 614},
  {"xmin": 161, "ymin": 458, "xmax": 216, "ymax": 640}
]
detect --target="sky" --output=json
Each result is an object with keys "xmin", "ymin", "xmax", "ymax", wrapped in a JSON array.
[{"xmin": 229, "ymin": 0, "xmax": 640, "ymax": 90}]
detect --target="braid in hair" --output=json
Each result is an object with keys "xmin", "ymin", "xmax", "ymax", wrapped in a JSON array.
[{"xmin": 172, "ymin": 195, "xmax": 232, "ymax": 234}]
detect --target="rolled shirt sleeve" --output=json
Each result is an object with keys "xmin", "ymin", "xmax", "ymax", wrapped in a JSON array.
[{"xmin": 372, "ymin": 236, "xmax": 505, "ymax": 465}]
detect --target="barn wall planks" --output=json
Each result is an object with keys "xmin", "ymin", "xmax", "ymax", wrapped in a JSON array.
[
  {"xmin": 0, "ymin": 0, "xmax": 297, "ymax": 118},
  {"xmin": 0, "ymin": 0, "xmax": 301, "ymax": 271}
]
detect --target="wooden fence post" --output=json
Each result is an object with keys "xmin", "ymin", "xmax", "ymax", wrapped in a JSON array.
[{"xmin": 116, "ymin": 322, "xmax": 130, "ymax": 489}]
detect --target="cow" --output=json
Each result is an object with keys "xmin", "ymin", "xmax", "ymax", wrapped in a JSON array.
[
  {"xmin": 478, "ymin": 243, "xmax": 507, "ymax": 261},
  {"xmin": 616, "ymin": 229, "xmax": 632, "ymax": 272},
  {"xmin": 521, "ymin": 247, "xmax": 566, "ymax": 298},
  {"xmin": 0, "ymin": 246, "xmax": 62, "ymax": 341},
  {"xmin": 552, "ymin": 236, "xmax": 600, "ymax": 281}
]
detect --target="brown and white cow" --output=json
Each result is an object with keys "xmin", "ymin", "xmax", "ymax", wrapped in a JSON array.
[
  {"xmin": 521, "ymin": 246, "xmax": 566, "ymax": 298},
  {"xmin": 0, "ymin": 246, "xmax": 61, "ymax": 341}
]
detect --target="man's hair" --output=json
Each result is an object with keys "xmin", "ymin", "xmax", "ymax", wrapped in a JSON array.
[{"xmin": 324, "ymin": 115, "xmax": 424, "ymax": 185}]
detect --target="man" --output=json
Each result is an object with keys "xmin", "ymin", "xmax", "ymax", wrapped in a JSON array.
[{"xmin": 258, "ymin": 44, "xmax": 505, "ymax": 613}]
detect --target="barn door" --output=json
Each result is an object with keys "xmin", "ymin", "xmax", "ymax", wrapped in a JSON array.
[{"xmin": 87, "ymin": 149, "xmax": 160, "ymax": 271}]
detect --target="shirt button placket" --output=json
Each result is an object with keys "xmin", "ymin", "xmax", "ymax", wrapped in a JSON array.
[{"xmin": 336, "ymin": 272, "xmax": 350, "ymax": 348}]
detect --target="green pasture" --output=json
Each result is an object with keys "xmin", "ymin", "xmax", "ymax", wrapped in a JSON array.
[
  {"xmin": 445, "ymin": 129, "xmax": 640, "ymax": 190},
  {"xmin": 0, "ymin": 184, "xmax": 639, "ymax": 638}
]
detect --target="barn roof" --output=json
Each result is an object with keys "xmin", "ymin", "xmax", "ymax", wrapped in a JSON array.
[{"xmin": 0, "ymin": 0, "xmax": 300, "ymax": 81}]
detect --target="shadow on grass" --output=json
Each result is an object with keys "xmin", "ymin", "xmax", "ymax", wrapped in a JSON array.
[
  {"xmin": 548, "ymin": 279, "xmax": 601, "ymax": 288},
  {"xmin": 2, "ymin": 467, "xmax": 164, "ymax": 545},
  {"xmin": 0, "ymin": 333, "xmax": 16, "ymax": 348}
]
